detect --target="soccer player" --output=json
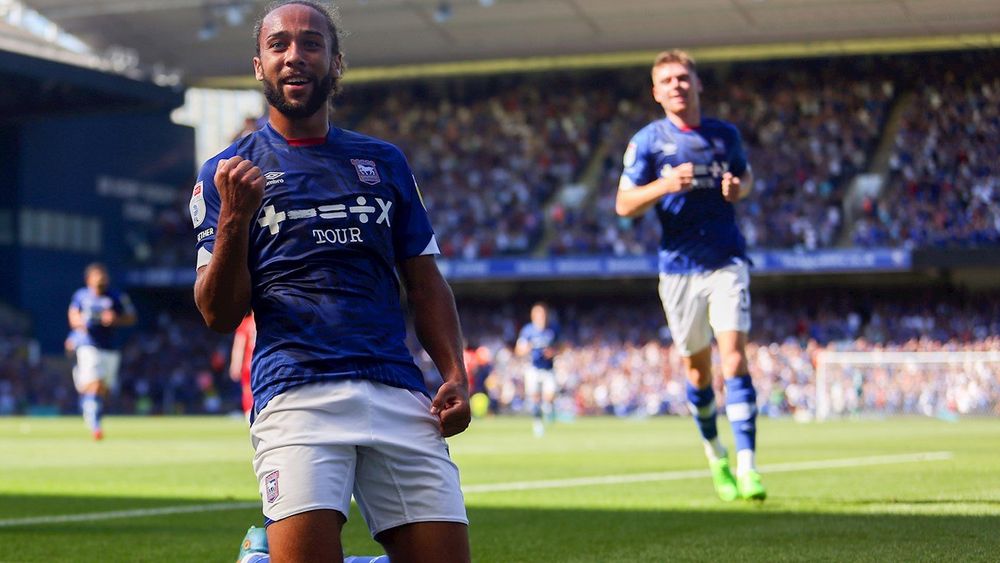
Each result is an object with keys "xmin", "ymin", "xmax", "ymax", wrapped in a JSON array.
[
  {"xmin": 67, "ymin": 263, "xmax": 137, "ymax": 440},
  {"xmin": 230, "ymin": 312, "xmax": 257, "ymax": 418},
  {"xmin": 192, "ymin": 2, "xmax": 471, "ymax": 561},
  {"xmin": 515, "ymin": 302, "xmax": 560, "ymax": 437},
  {"xmin": 615, "ymin": 50, "xmax": 766, "ymax": 501}
]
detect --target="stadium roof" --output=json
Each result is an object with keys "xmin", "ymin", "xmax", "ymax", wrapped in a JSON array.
[{"xmin": 12, "ymin": 0, "xmax": 1000, "ymax": 86}]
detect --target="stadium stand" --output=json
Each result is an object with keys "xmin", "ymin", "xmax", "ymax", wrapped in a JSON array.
[
  {"xmin": 4, "ymin": 52, "xmax": 997, "ymax": 419},
  {"xmin": 134, "ymin": 51, "xmax": 998, "ymax": 269}
]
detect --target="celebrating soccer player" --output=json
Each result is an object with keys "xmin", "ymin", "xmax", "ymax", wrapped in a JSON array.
[
  {"xmin": 615, "ymin": 50, "xmax": 766, "ymax": 501},
  {"xmin": 191, "ymin": 1, "xmax": 472, "ymax": 561}
]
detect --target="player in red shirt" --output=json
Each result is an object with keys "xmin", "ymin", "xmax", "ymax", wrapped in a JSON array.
[{"xmin": 230, "ymin": 312, "xmax": 257, "ymax": 417}]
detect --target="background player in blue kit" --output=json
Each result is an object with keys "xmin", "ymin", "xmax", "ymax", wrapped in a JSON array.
[
  {"xmin": 192, "ymin": 2, "xmax": 472, "ymax": 561},
  {"xmin": 67, "ymin": 263, "xmax": 137, "ymax": 440},
  {"xmin": 615, "ymin": 50, "xmax": 766, "ymax": 502},
  {"xmin": 515, "ymin": 302, "xmax": 560, "ymax": 437}
]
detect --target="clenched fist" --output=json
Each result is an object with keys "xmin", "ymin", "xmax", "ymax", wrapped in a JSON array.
[
  {"xmin": 215, "ymin": 156, "xmax": 264, "ymax": 222},
  {"xmin": 662, "ymin": 162, "xmax": 695, "ymax": 194},
  {"xmin": 721, "ymin": 171, "xmax": 742, "ymax": 202}
]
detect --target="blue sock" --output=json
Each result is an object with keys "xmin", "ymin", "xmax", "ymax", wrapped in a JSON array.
[
  {"xmin": 685, "ymin": 382, "xmax": 718, "ymax": 441},
  {"xmin": 725, "ymin": 375, "xmax": 757, "ymax": 452},
  {"xmin": 80, "ymin": 393, "xmax": 103, "ymax": 432},
  {"xmin": 344, "ymin": 557, "xmax": 390, "ymax": 563}
]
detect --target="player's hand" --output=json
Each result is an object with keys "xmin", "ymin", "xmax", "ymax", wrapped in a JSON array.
[
  {"xmin": 431, "ymin": 380, "xmax": 472, "ymax": 437},
  {"xmin": 99, "ymin": 310, "xmax": 117, "ymax": 326},
  {"xmin": 721, "ymin": 172, "xmax": 742, "ymax": 202},
  {"xmin": 663, "ymin": 162, "xmax": 695, "ymax": 193},
  {"xmin": 214, "ymin": 156, "xmax": 264, "ymax": 222}
]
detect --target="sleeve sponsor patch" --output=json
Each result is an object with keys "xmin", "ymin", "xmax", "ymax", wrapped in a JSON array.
[{"xmin": 190, "ymin": 181, "xmax": 205, "ymax": 228}]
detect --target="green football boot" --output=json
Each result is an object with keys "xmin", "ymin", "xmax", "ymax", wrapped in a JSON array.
[
  {"xmin": 738, "ymin": 470, "xmax": 767, "ymax": 501},
  {"xmin": 709, "ymin": 457, "xmax": 740, "ymax": 501}
]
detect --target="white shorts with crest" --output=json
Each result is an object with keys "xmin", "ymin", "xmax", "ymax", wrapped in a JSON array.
[
  {"xmin": 250, "ymin": 379, "xmax": 468, "ymax": 536},
  {"xmin": 658, "ymin": 261, "xmax": 751, "ymax": 357}
]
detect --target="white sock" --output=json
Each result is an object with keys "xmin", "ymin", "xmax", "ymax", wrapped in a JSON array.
[
  {"xmin": 737, "ymin": 448, "xmax": 756, "ymax": 476},
  {"xmin": 703, "ymin": 438, "xmax": 727, "ymax": 461}
]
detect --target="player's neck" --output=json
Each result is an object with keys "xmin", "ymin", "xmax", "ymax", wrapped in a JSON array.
[
  {"xmin": 667, "ymin": 110, "xmax": 700, "ymax": 130},
  {"xmin": 267, "ymin": 108, "xmax": 330, "ymax": 141}
]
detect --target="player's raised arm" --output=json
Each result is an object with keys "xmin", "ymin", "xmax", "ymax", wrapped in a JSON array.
[
  {"xmin": 194, "ymin": 156, "xmax": 263, "ymax": 333},
  {"xmin": 397, "ymin": 254, "xmax": 471, "ymax": 438}
]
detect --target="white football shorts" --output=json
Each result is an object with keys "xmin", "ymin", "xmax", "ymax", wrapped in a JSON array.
[
  {"xmin": 250, "ymin": 379, "xmax": 468, "ymax": 536},
  {"xmin": 658, "ymin": 260, "xmax": 751, "ymax": 357},
  {"xmin": 524, "ymin": 366, "xmax": 557, "ymax": 399},
  {"xmin": 72, "ymin": 345, "xmax": 121, "ymax": 392}
]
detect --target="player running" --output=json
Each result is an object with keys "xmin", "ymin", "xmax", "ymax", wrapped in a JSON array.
[
  {"xmin": 192, "ymin": 1, "xmax": 471, "ymax": 561},
  {"xmin": 67, "ymin": 263, "xmax": 137, "ymax": 440},
  {"xmin": 615, "ymin": 50, "xmax": 765, "ymax": 501},
  {"xmin": 515, "ymin": 302, "xmax": 560, "ymax": 437}
]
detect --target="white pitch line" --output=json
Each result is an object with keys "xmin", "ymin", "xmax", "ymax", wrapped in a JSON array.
[
  {"xmin": 0, "ymin": 451, "xmax": 952, "ymax": 528},
  {"xmin": 462, "ymin": 451, "xmax": 953, "ymax": 494},
  {"xmin": 0, "ymin": 502, "xmax": 259, "ymax": 528}
]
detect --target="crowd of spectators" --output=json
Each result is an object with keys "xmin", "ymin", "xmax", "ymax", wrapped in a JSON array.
[
  {"xmin": 129, "ymin": 52, "xmax": 998, "ymax": 269},
  {"xmin": 1, "ymin": 288, "xmax": 997, "ymax": 418},
  {"xmin": 853, "ymin": 59, "xmax": 1000, "ymax": 247},
  {"xmin": 442, "ymin": 289, "xmax": 1000, "ymax": 420},
  {"xmin": 357, "ymin": 75, "xmax": 620, "ymax": 258}
]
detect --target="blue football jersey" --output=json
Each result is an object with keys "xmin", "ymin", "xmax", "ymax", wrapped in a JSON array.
[
  {"xmin": 518, "ymin": 323, "xmax": 559, "ymax": 370},
  {"xmin": 191, "ymin": 124, "xmax": 438, "ymax": 415},
  {"xmin": 69, "ymin": 287, "xmax": 134, "ymax": 350},
  {"xmin": 621, "ymin": 117, "xmax": 749, "ymax": 274}
]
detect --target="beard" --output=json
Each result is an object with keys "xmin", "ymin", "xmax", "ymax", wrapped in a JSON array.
[{"xmin": 263, "ymin": 71, "xmax": 336, "ymax": 119}]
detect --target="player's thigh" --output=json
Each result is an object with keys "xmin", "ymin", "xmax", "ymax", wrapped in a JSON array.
[
  {"xmin": 706, "ymin": 261, "xmax": 751, "ymax": 335},
  {"xmin": 523, "ymin": 367, "xmax": 541, "ymax": 398},
  {"xmin": 72, "ymin": 345, "xmax": 101, "ymax": 393},
  {"xmin": 540, "ymin": 370, "xmax": 557, "ymax": 400},
  {"xmin": 354, "ymin": 383, "xmax": 467, "ymax": 539},
  {"xmin": 250, "ymin": 382, "xmax": 363, "ymax": 524},
  {"xmin": 266, "ymin": 509, "xmax": 346, "ymax": 563},
  {"xmin": 658, "ymin": 273, "xmax": 712, "ymax": 356},
  {"xmin": 377, "ymin": 521, "xmax": 471, "ymax": 563},
  {"xmin": 99, "ymin": 350, "xmax": 121, "ymax": 393}
]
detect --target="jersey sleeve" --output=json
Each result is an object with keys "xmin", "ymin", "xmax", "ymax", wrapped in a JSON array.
[
  {"xmin": 726, "ymin": 124, "xmax": 749, "ymax": 178},
  {"xmin": 389, "ymin": 147, "xmax": 438, "ymax": 260},
  {"xmin": 620, "ymin": 129, "xmax": 656, "ymax": 190},
  {"xmin": 191, "ymin": 159, "xmax": 223, "ymax": 270},
  {"xmin": 69, "ymin": 289, "xmax": 83, "ymax": 312}
]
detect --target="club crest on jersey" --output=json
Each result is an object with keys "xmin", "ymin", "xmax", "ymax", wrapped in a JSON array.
[
  {"xmin": 351, "ymin": 159, "xmax": 381, "ymax": 185},
  {"xmin": 265, "ymin": 470, "xmax": 279, "ymax": 503},
  {"xmin": 264, "ymin": 171, "xmax": 285, "ymax": 187}
]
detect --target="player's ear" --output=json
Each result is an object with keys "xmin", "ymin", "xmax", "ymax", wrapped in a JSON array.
[
  {"xmin": 253, "ymin": 56, "xmax": 264, "ymax": 82},
  {"xmin": 332, "ymin": 53, "xmax": 343, "ymax": 77}
]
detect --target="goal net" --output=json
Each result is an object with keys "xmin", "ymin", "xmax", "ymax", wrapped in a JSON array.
[{"xmin": 814, "ymin": 350, "xmax": 1000, "ymax": 420}]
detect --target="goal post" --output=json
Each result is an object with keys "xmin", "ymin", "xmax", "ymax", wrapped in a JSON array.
[{"xmin": 814, "ymin": 350, "xmax": 1000, "ymax": 420}]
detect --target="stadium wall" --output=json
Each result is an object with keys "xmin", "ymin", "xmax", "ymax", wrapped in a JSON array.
[{"xmin": 12, "ymin": 113, "xmax": 193, "ymax": 352}]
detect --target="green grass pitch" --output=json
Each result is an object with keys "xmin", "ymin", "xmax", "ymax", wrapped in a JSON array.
[{"xmin": 1, "ymin": 415, "xmax": 998, "ymax": 562}]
